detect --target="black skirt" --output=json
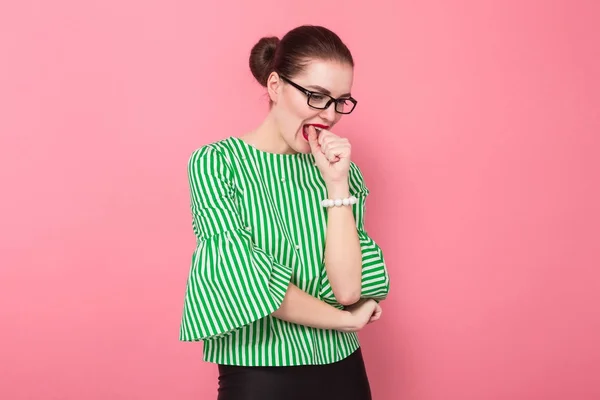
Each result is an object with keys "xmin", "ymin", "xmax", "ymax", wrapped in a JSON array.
[{"xmin": 216, "ymin": 347, "xmax": 372, "ymax": 400}]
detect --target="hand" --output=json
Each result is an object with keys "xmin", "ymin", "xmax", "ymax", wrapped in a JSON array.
[
  {"xmin": 339, "ymin": 299, "xmax": 379, "ymax": 332},
  {"xmin": 368, "ymin": 302, "xmax": 382, "ymax": 324},
  {"xmin": 307, "ymin": 126, "xmax": 351, "ymax": 186}
]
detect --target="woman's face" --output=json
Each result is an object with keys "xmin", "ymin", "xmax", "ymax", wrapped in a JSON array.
[{"xmin": 268, "ymin": 59, "xmax": 354, "ymax": 154}]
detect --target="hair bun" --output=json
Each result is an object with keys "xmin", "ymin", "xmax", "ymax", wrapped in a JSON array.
[{"xmin": 249, "ymin": 36, "xmax": 279, "ymax": 87}]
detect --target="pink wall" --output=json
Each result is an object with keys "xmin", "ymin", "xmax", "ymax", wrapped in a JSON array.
[{"xmin": 1, "ymin": 1, "xmax": 599, "ymax": 399}]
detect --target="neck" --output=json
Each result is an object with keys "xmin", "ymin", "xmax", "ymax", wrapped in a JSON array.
[{"xmin": 242, "ymin": 112, "xmax": 297, "ymax": 155}]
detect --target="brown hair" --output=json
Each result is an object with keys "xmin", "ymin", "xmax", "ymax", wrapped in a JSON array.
[{"xmin": 249, "ymin": 25, "xmax": 354, "ymax": 87}]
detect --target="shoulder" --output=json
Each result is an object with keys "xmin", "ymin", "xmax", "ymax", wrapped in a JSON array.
[
  {"xmin": 187, "ymin": 137, "xmax": 239, "ymax": 169},
  {"xmin": 188, "ymin": 138, "xmax": 233, "ymax": 163},
  {"xmin": 187, "ymin": 138, "xmax": 238, "ymax": 181},
  {"xmin": 348, "ymin": 161, "xmax": 370, "ymax": 197}
]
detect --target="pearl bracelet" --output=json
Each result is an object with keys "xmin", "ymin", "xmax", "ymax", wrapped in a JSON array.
[{"xmin": 320, "ymin": 195, "xmax": 358, "ymax": 208}]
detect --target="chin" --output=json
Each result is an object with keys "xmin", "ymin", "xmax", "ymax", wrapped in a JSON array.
[
  {"xmin": 293, "ymin": 133, "xmax": 312, "ymax": 154},
  {"xmin": 296, "ymin": 147, "xmax": 311, "ymax": 155}
]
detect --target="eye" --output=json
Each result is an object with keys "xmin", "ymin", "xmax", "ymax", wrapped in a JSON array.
[{"xmin": 311, "ymin": 93, "xmax": 326, "ymax": 101}]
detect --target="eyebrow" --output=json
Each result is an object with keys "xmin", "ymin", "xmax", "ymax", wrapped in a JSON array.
[{"xmin": 306, "ymin": 85, "xmax": 352, "ymax": 98}]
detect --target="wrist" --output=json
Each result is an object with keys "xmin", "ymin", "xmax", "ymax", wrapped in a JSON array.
[
  {"xmin": 326, "ymin": 182, "xmax": 350, "ymax": 198},
  {"xmin": 336, "ymin": 309, "xmax": 356, "ymax": 332}
]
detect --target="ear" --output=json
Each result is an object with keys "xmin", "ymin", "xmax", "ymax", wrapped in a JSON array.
[{"xmin": 266, "ymin": 72, "xmax": 282, "ymax": 104}]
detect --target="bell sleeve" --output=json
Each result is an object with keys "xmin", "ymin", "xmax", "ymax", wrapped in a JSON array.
[
  {"xmin": 179, "ymin": 145, "xmax": 293, "ymax": 341},
  {"xmin": 319, "ymin": 162, "xmax": 391, "ymax": 306}
]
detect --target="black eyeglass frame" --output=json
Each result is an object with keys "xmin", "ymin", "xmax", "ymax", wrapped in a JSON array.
[{"xmin": 279, "ymin": 75, "xmax": 358, "ymax": 114}]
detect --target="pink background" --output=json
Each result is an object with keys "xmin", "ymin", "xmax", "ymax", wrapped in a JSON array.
[{"xmin": 1, "ymin": 1, "xmax": 599, "ymax": 399}]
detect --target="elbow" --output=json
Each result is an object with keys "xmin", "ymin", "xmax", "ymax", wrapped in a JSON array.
[
  {"xmin": 336, "ymin": 289, "xmax": 362, "ymax": 306},
  {"xmin": 335, "ymin": 263, "xmax": 364, "ymax": 306}
]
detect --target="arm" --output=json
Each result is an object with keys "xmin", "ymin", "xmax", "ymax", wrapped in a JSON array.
[
  {"xmin": 320, "ymin": 163, "xmax": 390, "ymax": 306},
  {"xmin": 308, "ymin": 129, "xmax": 389, "ymax": 306},
  {"xmin": 322, "ymin": 181, "xmax": 363, "ymax": 305},
  {"xmin": 179, "ymin": 145, "xmax": 359, "ymax": 341},
  {"xmin": 273, "ymin": 283, "xmax": 355, "ymax": 331}
]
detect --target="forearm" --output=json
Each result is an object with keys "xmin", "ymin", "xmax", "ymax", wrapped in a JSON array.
[
  {"xmin": 323, "ymin": 182, "xmax": 363, "ymax": 305},
  {"xmin": 272, "ymin": 283, "xmax": 353, "ymax": 331}
]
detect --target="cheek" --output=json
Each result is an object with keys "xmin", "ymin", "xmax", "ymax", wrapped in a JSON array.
[
  {"xmin": 287, "ymin": 96, "xmax": 311, "ymax": 119},
  {"xmin": 283, "ymin": 96, "xmax": 318, "ymax": 125},
  {"xmin": 278, "ymin": 88, "xmax": 302, "ymax": 113}
]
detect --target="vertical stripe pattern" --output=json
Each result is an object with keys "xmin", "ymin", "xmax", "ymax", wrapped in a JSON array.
[{"xmin": 179, "ymin": 137, "xmax": 390, "ymax": 366}]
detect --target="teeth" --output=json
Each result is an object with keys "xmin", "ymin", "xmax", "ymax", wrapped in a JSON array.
[{"xmin": 303, "ymin": 125, "xmax": 323, "ymax": 134}]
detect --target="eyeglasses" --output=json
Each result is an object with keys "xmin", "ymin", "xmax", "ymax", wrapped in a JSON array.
[{"xmin": 280, "ymin": 75, "xmax": 358, "ymax": 114}]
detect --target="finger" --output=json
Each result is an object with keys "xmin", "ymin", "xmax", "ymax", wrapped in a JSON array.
[
  {"xmin": 369, "ymin": 311, "xmax": 381, "ymax": 322},
  {"xmin": 370, "ymin": 304, "xmax": 381, "ymax": 317},
  {"xmin": 307, "ymin": 126, "xmax": 324, "ymax": 159},
  {"xmin": 324, "ymin": 151, "xmax": 341, "ymax": 163},
  {"xmin": 323, "ymin": 144, "xmax": 351, "ymax": 159},
  {"xmin": 307, "ymin": 126, "xmax": 319, "ymax": 149},
  {"xmin": 321, "ymin": 139, "xmax": 350, "ymax": 157},
  {"xmin": 319, "ymin": 129, "xmax": 346, "ymax": 143},
  {"xmin": 324, "ymin": 146, "xmax": 351, "ymax": 163},
  {"xmin": 317, "ymin": 129, "xmax": 337, "ymax": 147}
]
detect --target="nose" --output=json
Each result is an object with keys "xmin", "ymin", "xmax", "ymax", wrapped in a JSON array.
[{"xmin": 318, "ymin": 101, "xmax": 337, "ymax": 124}]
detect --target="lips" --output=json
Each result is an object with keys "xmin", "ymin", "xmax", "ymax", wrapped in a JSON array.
[{"xmin": 302, "ymin": 124, "xmax": 329, "ymax": 140}]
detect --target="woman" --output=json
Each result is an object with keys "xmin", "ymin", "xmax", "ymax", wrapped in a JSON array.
[{"xmin": 179, "ymin": 25, "xmax": 391, "ymax": 400}]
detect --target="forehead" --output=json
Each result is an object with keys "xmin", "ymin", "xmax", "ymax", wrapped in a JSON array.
[{"xmin": 293, "ymin": 59, "xmax": 354, "ymax": 96}]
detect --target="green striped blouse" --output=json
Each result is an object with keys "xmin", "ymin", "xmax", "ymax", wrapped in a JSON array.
[{"xmin": 179, "ymin": 136, "xmax": 390, "ymax": 367}]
